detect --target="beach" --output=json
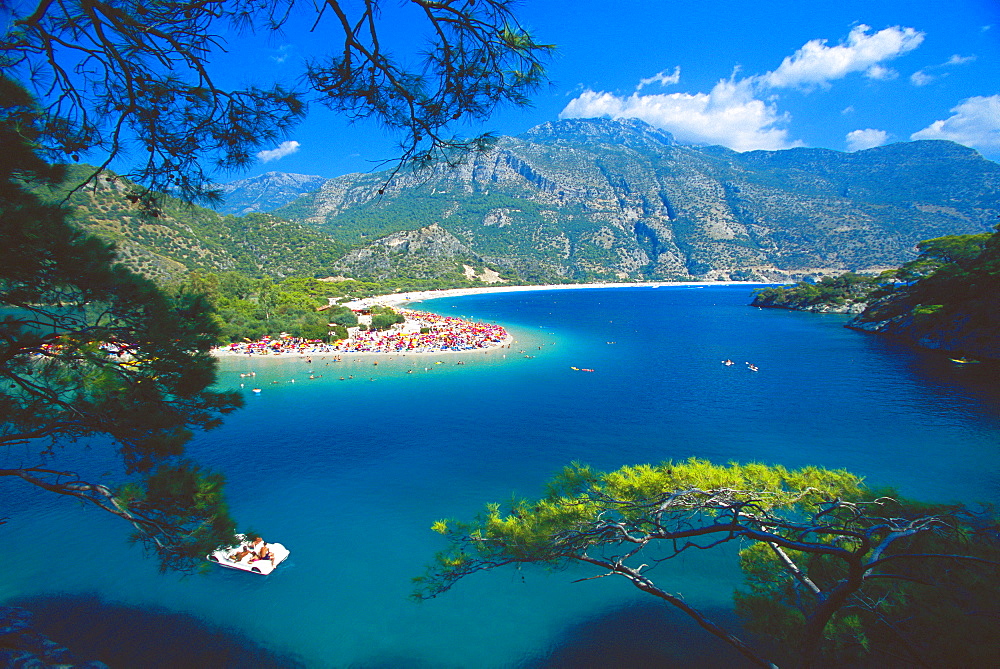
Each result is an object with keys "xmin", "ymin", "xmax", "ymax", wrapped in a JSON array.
[
  {"xmin": 212, "ymin": 281, "xmax": 768, "ymax": 359},
  {"xmin": 212, "ymin": 308, "xmax": 512, "ymax": 358},
  {"xmin": 341, "ymin": 280, "xmax": 767, "ymax": 310}
]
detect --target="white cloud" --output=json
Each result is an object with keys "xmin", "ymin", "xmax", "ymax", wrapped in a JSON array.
[
  {"xmin": 758, "ymin": 25, "xmax": 924, "ymax": 90},
  {"xmin": 846, "ymin": 129, "xmax": 890, "ymax": 151},
  {"xmin": 257, "ymin": 140, "xmax": 301, "ymax": 162},
  {"xmin": 841, "ymin": 106, "xmax": 855, "ymax": 115},
  {"xmin": 910, "ymin": 96, "xmax": 1000, "ymax": 153},
  {"xmin": 271, "ymin": 45, "xmax": 294, "ymax": 65},
  {"xmin": 560, "ymin": 80, "xmax": 801, "ymax": 151},
  {"xmin": 946, "ymin": 54, "xmax": 976, "ymax": 66},
  {"xmin": 559, "ymin": 25, "xmax": 924, "ymax": 153},
  {"xmin": 864, "ymin": 64, "xmax": 898, "ymax": 81},
  {"xmin": 637, "ymin": 67, "xmax": 681, "ymax": 90},
  {"xmin": 910, "ymin": 53, "xmax": 975, "ymax": 87}
]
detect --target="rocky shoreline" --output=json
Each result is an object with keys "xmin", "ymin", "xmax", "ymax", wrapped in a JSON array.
[
  {"xmin": 846, "ymin": 302, "xmax": 1000, "ymax": 361},
  {"xmin": 751, "ymin": 298, "xmax": 869, "ymax": 314},
  {"xmin": 751, "ymin": 291, "xmax": 998, "ymax": 361}
]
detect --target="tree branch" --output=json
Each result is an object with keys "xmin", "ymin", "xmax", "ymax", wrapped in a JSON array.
[{"xmin": 574, "ymin": 554, "xmax": 779, "ymax": 669}]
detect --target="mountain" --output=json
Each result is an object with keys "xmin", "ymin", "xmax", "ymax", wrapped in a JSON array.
[
  {"xmin": 275, "ymin": 118, "xmax": 1000, "ymax": 283},
  {"xmin": 215, "ymin": 171, "xmax": 330, "ymax": 216},
  {"xmin": 42, "ymin": 166, "xmax": 343, "ymax": 282}
]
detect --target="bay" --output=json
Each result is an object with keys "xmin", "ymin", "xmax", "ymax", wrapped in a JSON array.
[{"xmin": 3, "ymin": 285, "xmax": 998, "ymax": 667}]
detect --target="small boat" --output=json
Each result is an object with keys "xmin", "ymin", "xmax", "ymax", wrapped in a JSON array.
[
  {"xmin": 252, "ymin": 388, "xmax": 262, "ymax": 394},
  {"xmin": 950, "ymin": 357, "xmax": 980, "ymax": 364},
  {"xmin": 208, "ymin": 534, "xmax": 290, "ymax": 575}
]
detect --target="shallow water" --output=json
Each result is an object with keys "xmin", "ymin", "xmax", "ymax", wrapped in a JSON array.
[{"xmin": 3, "ymin": 286, "xmax": 998, "ymax": 667}]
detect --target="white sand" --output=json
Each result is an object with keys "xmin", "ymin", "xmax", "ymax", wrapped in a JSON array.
[{"xmin": 341, "ymin": 280, "xmax": 767, "ymax": 310}]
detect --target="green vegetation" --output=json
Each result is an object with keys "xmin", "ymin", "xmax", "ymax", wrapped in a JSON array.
[
  {"xmin": 752, "ymin": 229, "xmax": 999, "ymax": 358},
  {"xmin": 416, "ymin": 458, "xmax": 1000, "ymax": 668},
  {"xmin": 851, "ymin": 228, "xmax": 1000, "ymax": 358},
  {"xmin": 175, "ymin": 272, "xmax": 345, "ymax": 342},
  {"xmin": 28, "ymin": 166, "xmax": 346, "ymax": 283},
  {"xmin": 0, "ymin": 76, "xmax": 242, "ymax": 572},
  {"xmin": 368, "ymin": 305, "xmax": 406, "ymax": 331},
  {"xmin": 753, "ymin": 231, "xmax": 996, "ymax": 317},
  {"xmin": 170, "ymin": 271, "xmax": 501, "ymax": 343},
  {"xmin": 751, "ymin": 271, "xmax": 888, "ymax": 310},
  {"xmin": 897, "ymin": 232, "xmax": 993, "ymax": 280}
]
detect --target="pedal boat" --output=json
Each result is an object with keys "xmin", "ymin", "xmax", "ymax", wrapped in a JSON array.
[{"xmin": 208, "ymin": 535, "xmax": 290, "ymax": 574}]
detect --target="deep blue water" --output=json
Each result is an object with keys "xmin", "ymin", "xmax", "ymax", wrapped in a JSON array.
[{"xmin": 3, "ymin": 285, "xmax": 999, "ymax": 667}]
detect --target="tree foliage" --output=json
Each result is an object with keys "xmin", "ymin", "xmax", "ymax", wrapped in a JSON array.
[
  {"xmin": 1, "ymin": 0, "xmax": 553, "ymax": 203},
  {"xmin": 415, "ymin": 458, "xmax": 1000, "ymax": 668},
  {"xmin": 367, "ymin": 304, "xmax": 405, "ymax": 331},
  {"xmin": 0, "ymin": 76, "xmax": 243, "ymax": 571},
  {"xmin": 851, "ymin": 227, "xmax": 1000, "ymax": 358},
  {"xmin": 895, "ymin": 232, "xmax": 992, "ymax": 281},
  {"xmin": 751, "ymin": 272, "xmax": 889, "ymax": 310},
  {"xmin": 175, "ymin": 270, "xmax": 361, "ymax": 342}
]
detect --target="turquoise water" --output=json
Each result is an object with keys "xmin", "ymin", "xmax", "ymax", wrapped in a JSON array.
[{"xmin": 3, "ymin": 286, "xmax": 999, "ymax": 667}]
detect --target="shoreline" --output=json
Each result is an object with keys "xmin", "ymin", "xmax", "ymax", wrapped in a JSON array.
[
  {"xmin": 341, "ymin": 280, "xmax": 770, "ymax": 310},
  {"xmin": 212, "ymin": 282, "xmax": 767, "ymax": 360},
  {"xmin": 212, "ymin": 333, "xmax": 515, "ymax": 359}
]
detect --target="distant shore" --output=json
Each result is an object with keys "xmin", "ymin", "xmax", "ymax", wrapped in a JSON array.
[{"xmin": 342, "ymin": 280, "xmax": 770, "ymax": 310}]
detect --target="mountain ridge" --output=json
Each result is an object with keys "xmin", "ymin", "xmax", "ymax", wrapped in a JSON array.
[
  {"xmin": 215, "ymin": 171, "xmax": 330, "ymax": 216},
  {"xmin": 269, "ymin": 118, "xmax": 999, "ymax": 283}
]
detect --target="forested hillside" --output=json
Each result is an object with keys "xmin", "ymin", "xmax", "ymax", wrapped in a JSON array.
[
  {"xmin": 34, "ymin": 166, "xmax": 344, "ymax": 282},
  {"xmin": 848, "ymin": 230, "xmax": 1000, "ymax": 359}
]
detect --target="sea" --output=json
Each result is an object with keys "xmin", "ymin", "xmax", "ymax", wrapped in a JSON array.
[{"xmin": 2, "ymin": 285, "xmax": 999, "ymax": 668}]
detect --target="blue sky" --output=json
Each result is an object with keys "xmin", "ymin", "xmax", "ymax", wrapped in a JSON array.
[{"xmin": 218, "ymin": 0, "xmax": 1000, "ymax": 180}]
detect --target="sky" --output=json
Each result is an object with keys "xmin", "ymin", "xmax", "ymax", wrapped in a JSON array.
[{"xmin": 211, "ymin": 0, "xmax": 1000, "ymax": 180}]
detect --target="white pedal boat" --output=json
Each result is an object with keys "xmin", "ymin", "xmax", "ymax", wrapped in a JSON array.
[{"xmin": 207, "ymin": 535, "xmax": 290, "ymax": 575}]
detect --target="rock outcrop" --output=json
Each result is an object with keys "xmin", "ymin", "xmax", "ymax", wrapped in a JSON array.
[{"xmin": 331, "ymin": 223, "xmax": 502, "ymax": 282}]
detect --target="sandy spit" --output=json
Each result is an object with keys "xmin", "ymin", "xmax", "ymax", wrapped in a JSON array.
[{"xmin": 212, "ymin": 282, "xmax": 766, "ymax": 360}]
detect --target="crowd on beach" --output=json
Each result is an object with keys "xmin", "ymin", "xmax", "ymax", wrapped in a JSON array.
[{"xmin": 214, "ymin": 309, "xmax": 508, "ymax": 356}]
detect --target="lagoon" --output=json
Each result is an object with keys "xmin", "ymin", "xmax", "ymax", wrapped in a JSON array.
[{"xmin": 3, "ymin": 285, "xmax": 999, "ymax": 667}]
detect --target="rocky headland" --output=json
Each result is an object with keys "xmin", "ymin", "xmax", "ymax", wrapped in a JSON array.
[{"xmin": 751, "ymin": 231, "xmax": 1000, "ymax": 361}]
